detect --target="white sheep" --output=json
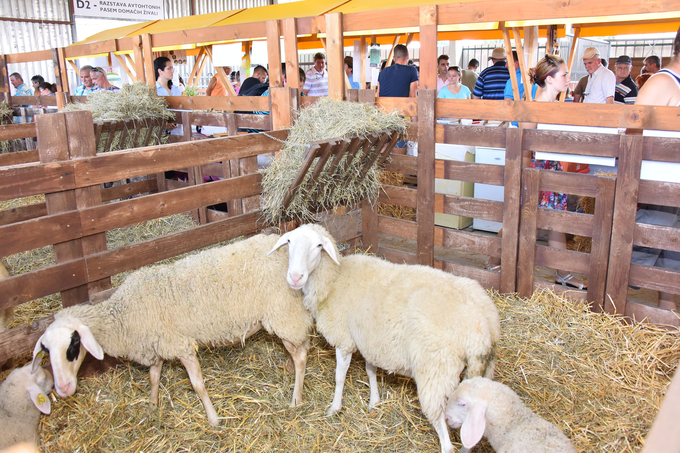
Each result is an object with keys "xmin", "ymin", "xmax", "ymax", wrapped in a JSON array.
[
  {"xmin": 32, "ymin": 233, "xmax": 312, "ymax": 426},
  {"xmin": 268, "ymin": 223, "xmax": 501, "ymax": 453},
  {"xmin": 445, "ymin": 377, "xmax": 576, "ymax": 453},
  {"xmin": 0, "ymin": 364, "xmax": 53, "ymax": 450},
  {"xmin": 1, "ymin": 261, "xmax": 15, "ymax": 370}
]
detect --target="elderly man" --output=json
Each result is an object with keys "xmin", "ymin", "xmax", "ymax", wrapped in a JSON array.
[
  {"xmin": 9, "ymin": 73, "xmax": 33, "ymax": 96},
  {"xmin": 472, "ymin": 48, "xmax": 510, "ymax": 100},
  {"xmin": 303, "ymin": 52, "xmax": 328, "ymax": 96},
  {"xmin": 581, "ymin": 47, "xmax": 615, "ymax": 104},
  {"xmin": 437, "ymin": 54, "xmax": 450, "ymax": 93},
  {"xmin": 90, "ymin": 67, "xmax": 119, "ymax": 92},
  {"xmin": 613, "ymin": 55, "xmax": 638, "ymax": 104},
  {"xmin": 74, "ymin": 66, "xmax": 96, "ymax": 95},
  {"xmin": 636, "ymin": 55, "xmax": 661, "ymax": 89}
]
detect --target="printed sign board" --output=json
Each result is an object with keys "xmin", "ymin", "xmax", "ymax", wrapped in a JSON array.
[{"xmin": 74, "ymin": 0, "xmax": 164, "ymax": 21}]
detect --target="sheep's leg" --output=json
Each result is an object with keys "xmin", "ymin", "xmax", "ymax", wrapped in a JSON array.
[
  {"xmin": 328, "ymin": 348, "xmax": 352, "ymax": 416},
  {"xmin": 366, "ymin": 361, "xmax": 381, "ymax": 408},
  {"xmin": 179, "ymin": 355, "xmax": 219, "ymax": 426},
  {"xmin": 282, "ymin": 338, "xmax": 309, "ymax": 407},
  {"xmin": 148, "ymin": 360, "xmax": 164, "ymax": 413},
  {"xmin": 432, "ymin": 414, "xmax": 454, "ymax": 453}
]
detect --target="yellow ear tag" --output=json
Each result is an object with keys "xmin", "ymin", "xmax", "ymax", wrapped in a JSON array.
[
  {"xmin": 36, "ymin": 393, "xmax": 47, "ymax": 405},
  {"xmin": 37, "ymin": 350, "xmax": 44, "ymax": 359}
]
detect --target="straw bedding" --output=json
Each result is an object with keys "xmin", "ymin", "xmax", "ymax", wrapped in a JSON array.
[
  {"xmin": 0, "ymin": 100, "xmax": 21, "ymax": 153},
  {"xmin": 5, "ymin": 287, "xmax": 676, "ymax": 452},
  {"xmin": 261, "ymin": 98, "xmax": 408, "ymax": 225}
]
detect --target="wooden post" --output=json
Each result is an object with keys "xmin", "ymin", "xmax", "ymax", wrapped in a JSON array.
[
  {"xmin": 516, "ymin": 167, "xmax": 540, "ymax": 297},
  {"xmin": 187, "ymin": 47, "xmax": 206, "ymax": 87},
  {"xmin": 352, "ymin": 89, "xmax": 378, "ymax": 251},
  {"xmin": 547, "ymin": 25, "xmax": 558, "ymax": 55},
  {"xmin": 587, "ymin": 175, "xmax": 616, "ymax": 311},
  {"xmin": 0, "ymin": 54, "xmax": 8, "ymax": 93},
  {"xmin": 204, "ymin": 46, "xmax": 236, "ymax": 96},
  {"xmin": 525, "ymin": 26, "xmax": 540, "ymax": 68},
  {"xmin": 604, "ymin": 134, "xmax": 643, "ymax": 315},
  {"xmin": 559, "ymin": 27, "xmax": 581, "ymax": 102},
  {"xmin": 271, "ymin": 86, "xmax": 295, "ymax": 131},
  {"xmin": 325, "ymin": 12, "xmax": 344, "ymax": 100},
  {"xmin": 359, "ymin": 37, "xmax": 367, "ymax": 89},
  {"xmin": 133, "ymin": 35, "xmax": 146, "ymax": 83},
  {"xmin": 36, "ymin": 111, "xmax": 112, "ymax": 306},
  {"xmin": 57, "ymin": 47, "xmax": 70, "ymax": 94},
  {"xmin": 283, "ymin": 18, "xmax": 300, "ymax": 90},
  {"xmin": 142, "ymin": 33, "xmax": 155, "ymax": 87},
  {"xmin": 266, "ymin": 20, "xmax": 283, "ymax": 88},
  {"xmin": 501, "ymin": 23, "xmax": 520, "ymax": 101},
  {"xmin": 511, "ymin": 27, "xmax": 533, "ymax": 101},
  {"xmin": 419, "ymin": 5, "xmax": 438, "ymax": 91},
  {"xmin": 114, "ymin": 53, "xmax": 136, "ymax": 82},
  {"xmin": 500, "ymin": 128, "xmax": 523, "ymax": 294},
  {"xmin": 416, "ymin": 89, "xmax": 436, "ymax": 267}
]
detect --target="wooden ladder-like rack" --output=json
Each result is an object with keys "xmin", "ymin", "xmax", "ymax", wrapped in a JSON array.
[{"xmin": 280, "ymin": 131, "xmax": 401, "ymax": 211}]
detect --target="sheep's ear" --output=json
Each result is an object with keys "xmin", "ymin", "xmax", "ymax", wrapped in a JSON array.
[
  {"xmin": 268, "ymin": 233, "xmax": 292, "ymax": 256},
  {"xmin": 320, "ymin": 235, "xmax": 340, "ymax": 265},
  {"xmin": 32, "ymin": 335, "xmax": 45, "ymax": 374},
  {"xmin": 27, "ymin": 384, "xmax": 51, "ymax": 414},
  {"xmin": 460, "ymin": 400, "xmax": 487, "ymax": 449},
  {"xmin": 78, "ymin": 324, "xmax": 104, "ymax": 360}
]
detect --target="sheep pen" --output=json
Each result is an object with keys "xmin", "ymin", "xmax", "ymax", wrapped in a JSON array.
[{"xmin": 2, "ymin": 287, "xmax": 676, "ymax": 452}]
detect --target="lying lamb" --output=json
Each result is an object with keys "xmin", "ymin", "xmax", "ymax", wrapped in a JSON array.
[
  {"xmin": 445, "ymin": 377, "xmax": 576, "ymax": 452},
  {"xmin": 0, "ymin": 364, "xmax": 53, "ymax": 450},
  {"xmin": 269, "ymin": 223, "xmax": 501, "ymax": 453},
  {"xmin": 33, "ymin": 233, "xmax": 312, "ymax": 426}
]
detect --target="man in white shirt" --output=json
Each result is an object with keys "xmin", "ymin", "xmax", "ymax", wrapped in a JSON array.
[
  {"xmin": 581, "ymin": 47, "xmax": 615, "ymax": 104},
  {"xmin": 437, "ymin": 54, "xmax": 449, "ymax": 93},
  {"xmin": 303, "ymin": 52, "xmax": 328, "ymax": 97}
]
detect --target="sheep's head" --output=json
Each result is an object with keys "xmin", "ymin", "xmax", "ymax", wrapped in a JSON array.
[
  {"xmin": 268, "ymin": 224, "xmax": 339, "ymax": 291},
  {"xmin": 32, "ymin": 317, "xmax": 103, "ymax": 398},
  {"xmin": 10, "ymin": 364, "xmax": 54, "ymax": 415},
  {"xmin": 445, "ymin": 377, "xmax": 489, "ymax": 449}
]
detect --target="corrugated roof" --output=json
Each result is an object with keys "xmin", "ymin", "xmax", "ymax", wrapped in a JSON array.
[
  {"xmin": 211, "ymin": 0, "xmax": 348, "ymax": 26},
  {"xmin": 71, "ymin": 20, "xmax": 159, "ymax": 46}
]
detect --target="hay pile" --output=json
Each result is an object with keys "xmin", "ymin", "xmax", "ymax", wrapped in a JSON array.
[
  {"xmin": 0, "ymin": 100, "xmax": 19, "ymax": 153},
  {"xmin": 377, "ymin": 171, "xmax": 416, "ymax": 221},
  {"xmin": 63, "ymin": 82, "xmax": 174, "ymax": 152},
  {"xmin": 261, "ymin": 98, "xmax": 407, "ymax": 225},
  {"xmin": 568, "ymin": 172, "xmax": 617, "ymax": 253},
  {"xmin": 16, "ymin": 288, "xmax": 677, "ymax": 452}
]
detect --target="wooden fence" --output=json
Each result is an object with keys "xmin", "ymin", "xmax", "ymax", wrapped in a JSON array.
[{"xmin": 2, "ymin": 91, "xmax": 680, "ymax": 367}]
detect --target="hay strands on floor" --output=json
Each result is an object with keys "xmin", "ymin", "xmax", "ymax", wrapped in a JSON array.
[{"xmin": 280, "ymin": 131, "xmax": 400, "ymax": 213}]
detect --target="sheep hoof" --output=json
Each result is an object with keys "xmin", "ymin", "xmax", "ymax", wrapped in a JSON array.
[{"xmin": 327, "ymin": 406, "xmax": 340, "ymax": 416}]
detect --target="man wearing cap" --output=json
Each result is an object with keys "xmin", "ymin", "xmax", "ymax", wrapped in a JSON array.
[
  {"xmin": 614, "ymin": 55, "xmax": 638, "ymax": 104},
  {"xmin": 581, "ymin": 47, "xmax": 615, "ymax": 104},
  {"xmin": 472, "ymin": 48, "xmax": 510, "ymax": 100}
]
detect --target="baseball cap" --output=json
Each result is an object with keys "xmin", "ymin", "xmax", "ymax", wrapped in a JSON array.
[
  {"xmin": 582, "ymin": 47, "xmax": 601, "ymax": 59},
  {"xmin": 615, "ymin": 55, "xmax": 632, "ymax": 65},
  {"xmin": 489, "ymin": 48, "xmax": 507, "ymax": 60}
]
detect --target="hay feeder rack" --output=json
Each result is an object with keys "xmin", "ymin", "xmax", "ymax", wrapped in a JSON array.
[{"xmin": 280, "ymin": 130, "xmax": 401, "ymax": 211}]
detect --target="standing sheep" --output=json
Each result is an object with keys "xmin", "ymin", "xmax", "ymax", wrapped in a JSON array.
[
  {"xmin": 445, "ymin": 377, "xmax": 576, "ymax": 452},
  {"xmin": 268, "ymin": 223, "xmax": 501, "ymax": 453},
  {"xmin": 0, "ymin": 364, "xmax": 53, "ymax": 450},
  {"xmin": 32, "ymin": 233, "xmax": 312, "ymax": 426}
]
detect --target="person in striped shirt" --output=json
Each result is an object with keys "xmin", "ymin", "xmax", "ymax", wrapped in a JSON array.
[
  {"xmin": 613, "ymin": 55, "xmax": 638, "ymax": 104},
  {"xmin": 303, "ymin": 52, "xmax": 328, "ymax": 97},
  {"xmin": 472, "ymin": 47, "xmax": 510, "ymax": 100}
]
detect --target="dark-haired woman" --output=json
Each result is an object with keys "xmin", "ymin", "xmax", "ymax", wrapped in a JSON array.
[
  {"xmin": 522, "ymin": 54, "xmax": 587, "ymax": 289},
  {"xmin": 154, "ymin": 56, "xmax": 181, "ymax": 96}
]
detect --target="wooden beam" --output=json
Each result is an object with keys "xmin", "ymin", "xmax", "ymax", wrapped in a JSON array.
[
  {"xmin": 405, "ymin": 33, "xmax": 414, "ymax": 47},
  {"xmin": 419, "ymin": 6, "xmax": 438, "ymax": 91},
  {"xmin": 501, "ymin": 23, "xmax": 520, "ymax": 101},
  {"xmin": 359, "ymin": 36, "xmax": 367, "ymax": 89},
  {"xmin": 511, "ymin": 27, "xmax": 533, "ymax": 101},
  {"xmin": 416, "ymin": 89, "xmax": 436, "ymax": 266},
  {"xmin": 187, "ymin": 47, "xmax": 206, "ymax": 87},
  {"xmin": 243, "ymin": 41, "xmax": 252, "ymax": 77},
  {"xmin": 141, "ymin": 33, "xmax": 154, "ymax": 88},
  {"xmin": 560, "ymin": 26, "xmax": 581, "ymax": 101},
  {"xmin": 67, "ymin": 59, "xmax": 79, "ymax": 77},
  {"xmin": 283, "ymin": 18, "xmax": 300, "ymax": 90},
  {"xmin": 266, "ymin": 20, "xmax": 283, "ymax": 88},
  {"xmin": 0, "ymin": 54, "xmax": 8, "ymax": 93},
  {"xmin": 325, "ymin": 12, "xmax": 345, "ymax": 100},
  {"xmin": 114, "ymin": 53, "xmax": 136, "ymax": 82},
  {"xmin": 133, "ymin": 35, "xmax": 146, "ymax": 83},
  {"xmin": 525, "ymin": 25, "xmax": 539, "ymax": 68},
  {"xmin": 193, "ymin": 52, "xmax": 209, "ymax": 88}
]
